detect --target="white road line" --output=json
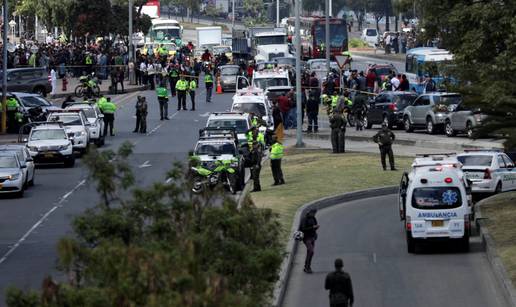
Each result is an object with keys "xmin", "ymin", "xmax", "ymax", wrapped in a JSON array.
[
  {"xmin": 138, "ymin": 160, "xmax": 152, "ymax": 168},
  {"xmin": 165, "ymin": 177, "xmax": 173, "ymax": 184},
  {"xmin": 0, "ymin": 179, "xmax": 86, "ymax": 265},
  {"xmin": 373, "ymin": 252, "xmax": 377, "ymax": 264},
  {"xmin": 146, "ymin": 110, "xmax": 179, "ymax": 136}
]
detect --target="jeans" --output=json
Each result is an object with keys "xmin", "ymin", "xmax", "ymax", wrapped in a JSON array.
[
  {"xmin": 159, "ymin": 98, "xmax": 169, "ymax": 119},
  {"xmin": 288, "ymin": 108, "xmax": 297, "ymax": 129},
  {"xmin": 206, "ymin": 85, "xmax": 213, "ymax": 102},
  {"xmin": 307, "ymin": 112, "xmax": 318, "ymax": 132},
  {"xmin": 303, "ymin": 237, "xmax": 315, "ymax": 269}
]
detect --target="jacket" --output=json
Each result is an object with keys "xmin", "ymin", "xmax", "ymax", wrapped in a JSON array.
[
  {"xmin": 325, "ymin": 270, "xmax": 354, "ymax": 306},
  {"xmin": 135, "ymin": 101, "xmax": 148, "ymax": 116},
  {"xmin": 306, "ymin": 96, "xmax": 319, "ymax": 114},
  {"xmin": 329, "ymin": 113, "xmax": 346, "ymax": 130},
  {"xmin": 373, "ymin": 129, "xmax": 395, "ymax": 146},
  {"xmin": 299, "ymin": 213, "xmax": 318, "ymax": 239}
]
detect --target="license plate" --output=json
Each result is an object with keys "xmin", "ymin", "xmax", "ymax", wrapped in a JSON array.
[
  {"xmin": 44, "ymin": 153, "xmax": 54, "ymax": 158},
  {"xmin": 431, "ymin": 220, "xmax": 444, "ymax": 227},
  {"xmin": 465, "ymin": 172, "xmax": 482, "ymax": 179}
]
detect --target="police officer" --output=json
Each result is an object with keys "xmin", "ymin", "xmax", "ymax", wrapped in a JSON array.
[
  {"xmin": 329, "ymin": 110, "xmax": 346, "ymax": 153},
  {"xmin": 352, "ymin": 92, "xmax": 368, "ymax": 131},
  {"xmin": 6, "ymin": 97, "xmax": 22, "ymax": 133},
  {"xmin": 270, "ymin": 135, "xmax": 285, "ymax": 185},
  {"xmin": 373, "ymin": 123, "xmax": 396, "ymax": 170},
  {"xmin": 325, "ymin": 258, "xmax": 354, "ymax": 307},
  {"xmin": 175, "ymin": 74, "xmax": 188, "ymax": 111},
  {"xmin": 306, "ymin": 91, "xmax": 319, "ymax": 133},
  {"xmin": 247, "ymin": 127, "xmax": 264, "ymax": 192},
  {"xmin": 204, "ymin": 70, "xmax": 214, "ymax": 103},
  {"xmin": 133, "ymin": 96, "xmax": 148, "ymax": 134},
  {"xmin": 188, "ymin": 77, "xmax": 197, "ymax": 111},
  {"xmin": 168, "ymin": 64, "xmax": 179, "ymax": 96},
  {"xmin": 156, "ymin": 82, "xmax": 169, "ymax": 120},
  {"xmin": 100, "ymin": 97, "xmax": 116, "ymax": 136}
]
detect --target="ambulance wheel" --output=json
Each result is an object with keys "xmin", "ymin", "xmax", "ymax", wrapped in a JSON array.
[
  {"xmin": 459, "ymin": 236, "xmax": 470, "ymax": 253},
  {"xmin": 406, "ymin": 232, "xmax": 416, "ymax": 253}
]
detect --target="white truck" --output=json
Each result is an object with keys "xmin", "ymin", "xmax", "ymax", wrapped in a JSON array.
[
  {"xmin": 249, "ymin": 27, "xmax": 292, "ymax": 62},
  {"xmin": 196, "ymin": 26, "xmax": 222, "ymax": 50}
]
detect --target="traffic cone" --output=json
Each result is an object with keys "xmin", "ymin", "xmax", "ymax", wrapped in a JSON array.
[{"xmin": 216, "ymin": 77, "xmax": 222, "ymax": 94}]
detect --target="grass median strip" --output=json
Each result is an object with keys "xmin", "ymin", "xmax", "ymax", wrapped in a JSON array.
[
  {"xmin": 251, "ymin": 148, "xmax": 413, "ymax": 235},
  {"xmin": 480, "ymin": 192, "xmax": 516, "ymax": 285}
]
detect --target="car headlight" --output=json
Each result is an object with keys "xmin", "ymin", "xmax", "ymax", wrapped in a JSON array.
[
  {"xmin": 28, "ymin": 146, "xmax": 38, "ymax": 151},
  {"xmin": 58, "ymin": 144, "xmax": 71, "ymax": 151},
  {"xmin": 75, "ymin": 131, "xmax": 84, "ymax": 137},
  {"xmin": 9, "ymin": 173, "xmax": 20, "ymax": 181}
]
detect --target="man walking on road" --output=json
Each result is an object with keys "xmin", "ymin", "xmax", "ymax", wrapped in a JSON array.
[
  {"xmin": 156, "ymin": 82, "xmax": 170, "ymax": 120},
  {"xmin": 204, "ymin": 70, "xmax": 214, "ymax": 103},
  {"xmin": 133, "ymin": 96, "xmax": 148, "ymax": 134},
  {"xmin": 300, "ymin": 209, "xmax": 319, "ymax": 273},
  {"xmin": 270, "ymin": 135, "xmax": 285, "ymax": 185},
  {"xmin": 325, "ymin": 258, "xmax": 354, "ymax": 307},
  {"xmin": 100, "ymin": 97, "xmax": 116, "ymax": 136},
  {"xmin": 373, "ymin": 123, "xmax": 397, "ymax": 170},
  {"xmin": 188, "ymin": 77, "xmax": 197, "ymax": 111},
  {"xmin": 176, "ymin": 75, "xmax": 188, "ymax": 111}
]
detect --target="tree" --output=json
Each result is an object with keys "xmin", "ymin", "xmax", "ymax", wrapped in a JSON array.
[
  {"xmin": 419, "ymin": 1, "xmax": 516, "ymax": 148},
  {"xmin": 243, "ymin": 0, "xmax": 267, "ymax": 26},
  {"xmin": 205, "ymin": 3, "xmax": 221, "ymax": 25},
  {"xmin": 6, "ymin": 142, "xmax": 283, "ymax": 306}
]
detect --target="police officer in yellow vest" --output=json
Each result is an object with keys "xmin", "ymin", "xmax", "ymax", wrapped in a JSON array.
[
  {"xmin": 247, "ymin": 126, "xmax": 265, "ymax": 192},
  {"xmin": 100, "ymin": 97, "xmax": 117, "ymax": 136},
  {"xmin": 156, "ymin": 82, "xmax": 169, "ymax": 120},
  {"xmin": 204, "ymin": 70, "xmax": 214, "ymax": 103},
  {"xmin": 175, "ymin": 75, "xmax": 188, "ymax": 111},
  {"xmin": 188, "ymin": 77, "xmax": 197, "ymax": 111},
  {"xmin": 168, "ymin": 64, "xmax": 179, "ymax": 96},
  {"xmin": 85, "ymin": 53, "xmax": 94, "ymax": 74},
  {"xmin": 270, "ymin": 135, "xmax": 285, "ymax": 185},
  {"xmin": 6, "ymin": 97, "xmax": 22, "ymax": 133}
]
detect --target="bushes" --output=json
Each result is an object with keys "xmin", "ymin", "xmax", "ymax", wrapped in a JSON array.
[{"xmin": 349, "ymin": 38, "xmax": 370, "ymax": 48}]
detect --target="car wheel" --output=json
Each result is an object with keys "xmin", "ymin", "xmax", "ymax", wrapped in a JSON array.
[
  {"xmin": 74, "ymin": 85, "xmax": 85, "ymax": 98},
  {"xmin": 404, "ymin": 117, "xmax": 414, "ymax": 133},
  {"xmin": 28, "ymin": 174, "xmax": 35, "ymax": 187},
  {"xmin": 64, "ymin": 157, "xmax": 75, "ymax": 168},
  {"xmin": 426, "ymin": 118, "xmax": 435, "ymax": 134},
  {"xmin": 406, "ymin": 232, "xmax": 416, "ymax": 253},
  {"xmin": 364, "ymin": 115, "xmax": 372, "ymax": 129},
  {"xmin": 466, "ymin": 122, "xmax": 474, "ymax": 139},
  {"xmin": 445, "ymin": 120, "xmax": 456, "ymax": 137},
  {"xmin": 495, "ymin": 182, "xmax": 502, "ymax": 194},
  {"xmin": 16, "ymin": 187, "xmax": 24, "ymax": 198}
]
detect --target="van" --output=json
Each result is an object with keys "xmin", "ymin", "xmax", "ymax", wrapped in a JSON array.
[
  {"xmin": 361, "ymin": 28, "xmax": 379, "ymax": 47},
  {"xmin": 399, "ymin": 154, "xmax": 472, "ymax": 253},
  {"xmin": 0, "ymin": 68, "xmax": 51, "ymax": 96}
]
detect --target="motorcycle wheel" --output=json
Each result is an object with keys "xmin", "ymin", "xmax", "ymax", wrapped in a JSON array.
[
  {"xmin": 75, "ymin": 85, "xmax": 85, "ymax": 98},
  {"xmin": 93, "ymin": 85, "xmax": 101, "ymax": 97},
  {"xmin": 347, "ymin": 113, "xmax": 356, "ymax": 127},
  {"xmin": 192, "ymin": 180, "xmax": 204, "ymax": 194},
  {"xmin": 227, "ymin": 176, "xmax": 236, "ymax": 195}
]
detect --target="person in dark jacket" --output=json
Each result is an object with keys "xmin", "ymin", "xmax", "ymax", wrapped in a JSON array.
[
  {"xmin": 329, "ymin": 110, "xmax": 347, "ymax": 153},
  {"xmin": 61, "ymin": 96, "xmax": 75, "ymax": 109},
  {"xmin": 325, "ymin": 258, "xmax": 354, "ymax": 307},
  {"xmin": 299, "ymin": 209, "xmax": 319, "ymax": 273},
  {"xmin": 133, "ymin": 96, "xmax": 147, "ymax": 133},
  {"xmin": 373, "ymin": 123, "xmax": 396, "ymax": 170},
  {"xmin": 306, "ymin": 90, "xmax": 319, "ymax": 133}
]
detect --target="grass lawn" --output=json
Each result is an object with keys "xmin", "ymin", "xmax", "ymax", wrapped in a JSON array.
[
  {"xmin": 251, "ymin": 148, "xmax": 413, "ymax": 235},
  {"xmin": 480, "ymin": 191, "xmax": 516, "ymax": 285}
]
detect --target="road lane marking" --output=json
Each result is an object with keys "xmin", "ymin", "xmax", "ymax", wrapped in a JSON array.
[
  {"xmin": 373, "ymin": 252, "xmax": 377, "ymax": 264},
  {"xmin": 146, "ymin": 110, "xmax": 179, "ymax": 137},
  {"xmin": 0, "ymin": 179, "xmax": 86, "ymax": 265},
  {"xmin": 165, "ymin": 177, "xmax": 172, "ymax": 184},
  {"xmin": 138, "ymin": 160, "xmax": 152, "ymax": 168},
  {"xmin": 199, "ymin": 112, "xmax": 210, "ymax": 117}
]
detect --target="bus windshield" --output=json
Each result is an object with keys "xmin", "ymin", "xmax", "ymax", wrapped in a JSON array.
[
  {"xmin": 151, "ymin": 28, "xmax": 180, "ymax": 41},
  {"xmin": 314, "ymin": 23, "xmax": 347, "ymax": 47}
]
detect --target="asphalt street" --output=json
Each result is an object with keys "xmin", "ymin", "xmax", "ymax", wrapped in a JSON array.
[
  {"xmin": 283, "ymin": 194, "xmax": 509, "ymax": 307},
  {"xmin": 0, "ymin": 83, "xmax": 236, "ymax": 303}
]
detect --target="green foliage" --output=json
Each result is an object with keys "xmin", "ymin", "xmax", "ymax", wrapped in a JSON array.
[
  {"xmin": 243, "ymin": 0, "xmax": 268, "ymax": 27},
  {"xmin": 420, "ymin": 1, "xmax": 516, "ymax": 148},
  {"xmin": 6, "ymin": 142, "xmax": 283, "ymax": 306},
  {"xmin": 349, "ymin": 37, "xmax": 369, "ymax": 48}
]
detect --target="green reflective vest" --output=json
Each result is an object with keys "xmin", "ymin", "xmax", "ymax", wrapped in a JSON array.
[
  {"xmin": 169, "ymin": 69, "xmax": 179, "ymax": 78},
  {"xmin": 270, "ymin": 142, "xmax": 284, "ymax": 160},
  {"xmin": 189, "ymin": 80, "xmax": 197, "ymax": 91},
  {"xmin": 176, "ymin": 79, "xmax": 188, "ymax": 91},
  {"xmin": 101, "ymin": 101, "xmax": 117, "ymax": 114},
  {"xmin": 246, "ymin": 131, "xmax": 265, "ymax": 149},
  {"xmin": 97, "ymin": 97, "xmax": 107, "ymax": 109},
  {"xmin": 85, "ymin": 56, "xmax": 93, "ymax": 65},
  {"xmin": 6, "ymin": 98, "xmax": 19, "ymax": 111},
  {"xmin": 331, "ymin": 95, "xmax": 339, "ymax": 108},
  {"xmin": 204, "ymin": 74, "xmax": 213, "ymax": 84},
  {"xmin": 156, "ymin": 87, "xmax": 168, "ymax": 97}
]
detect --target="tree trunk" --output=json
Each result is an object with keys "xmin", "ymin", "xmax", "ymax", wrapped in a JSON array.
[{"xmin": 395, "ymin": 15, "xmax": 398, "ymax": 32}]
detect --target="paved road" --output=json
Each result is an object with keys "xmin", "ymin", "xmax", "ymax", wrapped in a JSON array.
[
  {"xmin": 283, "ymin": 194, "xmax": 509, "ymax": 307},
  {"xmin": 0, "ymin": 83, "xmax": 236, "ymax": 303}
]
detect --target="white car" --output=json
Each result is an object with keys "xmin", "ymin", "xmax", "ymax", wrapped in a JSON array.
[
  {"xmin": 361, "ymin": 28, "xmax": 379, "ymax": 47},
  {"xmin": 0, "ymin": 144, "xmax": 35, "ymax": 187},
  {"xmin": 206, "ymin": 112, "xmax": 253, "ymax": 146},
  {"xmin": 65, "ymin": 103, "xmax": 105, "ymax": 146},
  {"xmin": 232, "ymin": 89, "xmax": 274, "ymax": 135},
  {"xmin": 25, "ymin": 123, "xmax": 75, "ymax": 167},
  {"xmin": 47, "ymin": 111, "xmax": 90, "ymax": 153},
  {"xmin": 0, "ymin": 152, "xmax": 26, "ymax": 197},
  {"xmin": 457, "ymin": 150, "xmax": 516, "ymax": 194},
  {"xmin": 237, "ymin": 69, "xmax": 290, "ymax": 92}
]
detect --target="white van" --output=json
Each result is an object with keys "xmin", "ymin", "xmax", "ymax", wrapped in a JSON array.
[
  {"xmin": 232, "ymin": 89, "xmax": 274, "ymax": 132},
  {"xmin": 361, "ymin": 28, "xmax": 379, "ymax": 47},
  {"xmin": 399, "ymin": 154, "xmax": 472, "ymax": 253}
]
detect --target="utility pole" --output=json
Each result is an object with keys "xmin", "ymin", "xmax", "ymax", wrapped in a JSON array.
[
  {"xmin": 128, "ymin": 0, "xmax": 133, "ymax": 62},
  {"xmin": 325, "ymin": 0, "xmax": 330, "ymax": 72},
  {"xmin": 1, "ymin": 0, "xmax": 8, "ymax": 133},
  {"xmin": 276, "ymin": 0, "xmax": 280, "ymax": 27},
  {"xmin": 295, "ymin": 0, "xmax": 303, "ymax": 147},
  {"xmin": 232, "ymin": 0, "xmax": 235, "ymax": 30},
  {"xmin": 329, "ymin": 0, "xmax": 332, "ymax": 17}
]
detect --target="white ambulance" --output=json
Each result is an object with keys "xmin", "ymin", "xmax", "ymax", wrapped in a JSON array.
[{"xmin": 398, "ymin": 153, "xmax": 472, "ymax": 253}]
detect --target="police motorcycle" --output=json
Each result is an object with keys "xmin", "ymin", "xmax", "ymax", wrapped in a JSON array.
[
  {"xmin": 75, "ymin": 73, "xmax": 101, "ymax": 98},
  {"xmin": 190, "ymin": 158, "xmax": 239, "ymax": 194}
]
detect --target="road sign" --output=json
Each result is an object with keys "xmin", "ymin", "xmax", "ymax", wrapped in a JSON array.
[{"xmin": 334, "ymin": 55, "xmax": 348, "ymax": 70}]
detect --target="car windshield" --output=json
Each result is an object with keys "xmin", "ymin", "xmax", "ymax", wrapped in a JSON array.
[
  {"xmin": 366, "ymin": 29, "xmax": 377, "ymax": 36},
  {"xmin": 275, "ymin": 58, "xmax": 295, "ymax": 66},
  {"xmin": 254, "ymin": 78, "xmax": 288, "ymax": 90},
  {"xmin": 221, "ymin": 67, "xmax": 240, "ymax": 75},
  {"xmin": 395, "ymin": 94, "xmax": 418, "ymax": 107},
  {"xmin": 0, "ymin": 156, "xmax": 17, "ymax": 168},
  {"xmin": 436, "ymin": 95, "xmax": 462, "ymax": 105},
  {"xmin": 266, "ymin": 89, "xmax": 290, "ymax": 102},
  {"xmin": 375, "ymin": 67, "xmax": 396, "ymax": 76},
  {"xmin": 232, "ymin": 103, "xmax": 266, "ymax": 117},
  {"xmin": 20, "ymin": 96, "xmax": 52, "ymax": 108},
  {"xmin": 0, "ymin": 148, "xmax": 22, "ymax": 161},
  {"xmin": 255, "ymin": 35, "xmax": 286, "ymax": 45},
  {"xmin": 213, "ymin": 47, "xmax": 231, "ymax": 54},
  {"xmin": 195, "ymin": 143, "xmax": 236, "ymax": 156},
  {"xmin": 69, "ymin": 108, "xmax": 95, "ymax": 119},
  {"xmin": 412, "ymin": 187, "xmax": 462, "ymax": 210},
  {"xmin": 457, "ymin": 155, "xmax": 493, "ymax": 166},
  {"xmin": 207, "ymin": 119, "xmax": 248, "ymax": 133},
  {"xmin": 49, "ymin": 115, "xmax": 82, "ymax": 126},
  {"xmin": 30, "ymin": 129, "xmax": 67, "ymax": 141},
  {"xmin": 314, "ymin": 23, "xmax": 347, "ymax": 47}
]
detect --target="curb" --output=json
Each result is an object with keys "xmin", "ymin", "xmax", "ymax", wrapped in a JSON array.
[
  {"xmin": 295, "ymin": 132, "xmax": 503, "ymax": 151},
  {"xmin": 51, "ymin": 85, "xmax": 147, "ymax": 99},
  {"xmin": 476, "ymin": 198, "xmax": 516, "ymax": 306},
  {"xmin": 271, "ymin": 186, "xmax": 398, "ymax": 307}
]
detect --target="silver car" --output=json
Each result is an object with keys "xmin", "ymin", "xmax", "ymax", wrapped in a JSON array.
[
  {"xmin": 444, "ymin": 102, "xmax": 487, "ymax": 138},
  {"xmin": 0, "ymin": 144, "xmax": 35, "ymax": 187},
  {"xmin": 0, "ymin": 152, "xmax": 26, "ymax": 197},
  {"xmin": 218, "ymin": 65, "xmax": 241, "ymax": 92}
]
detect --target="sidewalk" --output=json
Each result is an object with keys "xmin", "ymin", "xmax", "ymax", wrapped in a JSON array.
[
  {"xmin": 350, "ymin": 48, "xmax": 406, "ymax": 63},
  {"xmin": 51, "ymin": 77, "xmax": 146, "ymax": 99}
]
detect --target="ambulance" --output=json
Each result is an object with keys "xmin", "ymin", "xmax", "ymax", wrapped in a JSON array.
[{"xmin": 398, "ymin": 153, "xmax": 472, "ymax": 253}]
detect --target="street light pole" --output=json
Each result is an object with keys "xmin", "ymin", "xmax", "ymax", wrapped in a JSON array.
[
  {"xmin": 329, "ymin": 0, "xmax": 332, "ymax": 17},
  {"xmin": 232, "ymin": 0, "xmax": 235, "ymax": 30},
  {"xmin": 1, "ymin": 0, "xmax": 8, "ymax": 133},
  {"xmin": 325, "ymin": 0, "xmax": 330, "ymax": 72},
  {"xmin": 276, "ymin": 0, "xmax": 280, "ymax": 27},
  {"xmin": 295, "ymin": 0, "xmax": 303, "ymax": 147},
  {"xmin": 128, "ymin": 0, "xmax": 133, "ymax": 62}
]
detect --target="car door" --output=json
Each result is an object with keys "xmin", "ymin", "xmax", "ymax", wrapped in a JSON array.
[
  {"xmin": 497, "ymin": 154, "xmax": 509, "ymax": 191},
  {"xmin": 502, "ymin": 154, "xmax": 516, "ymax": 190},
  {"xmin": 23, "ymin": 147, "xmax": 35, "ymax": 182},
  {"xmin": 451, "ymin": 102, "xmax": 469, "ymax": 131},
  {"xmin": 409, "ymin": 96, "xmax": 423, "ymax": 124},
  {"xmin": 7, "ymin": 72, "xmax": 24, "ymax": 92},
  {"xmin": 370, "ymin": 94, "xmax": 386, "ymax": 123},
  {"xmin": 414, "ymin": 95, "xmax": 431, "ymax": 124}
]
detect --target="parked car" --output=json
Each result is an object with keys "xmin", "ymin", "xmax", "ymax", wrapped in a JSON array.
[
  {"xmin": 361, "ymin": 28, "xmax": 379, "ymax": 47},
  {"xmin": 8, "ymin": 92, "xmax": 60, "ymax": 120},
  {"xmin": 403, "ymin": 92, "xmax": 462, "ymax": 134},
  {"xmin": 0, "ymin": 68, "xmax": 52, "ymax": 96},
  {"xmin": 0, "ymin": 144, "xmax": 35, "ymax": 187},
  {"xmin": 444, "ymin": 101, "xmax": 487, "ymax": 138},
  {"xmin": 365, "ymin": 63, "xmax": 398, "ymax": 81},
  {"xmin": 0, "ymin": 152, "xmax": 26, "ymax": 197},
  {"xmin": 218, "ymin": 65, "xmax": 240, "ymax": 92},
  {"xmin": 365, "ymin": 91, "xmax": 418, "ymax": 129}
]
